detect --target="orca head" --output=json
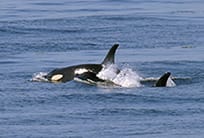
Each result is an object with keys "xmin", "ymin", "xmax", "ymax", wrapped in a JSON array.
[
  {"xmin": 155, "ymin": 72, "xmax": 171, "ymax": 87},
  {"xmin": 45, "ymin": 67, "xmax": 75, "ymax": 83}
]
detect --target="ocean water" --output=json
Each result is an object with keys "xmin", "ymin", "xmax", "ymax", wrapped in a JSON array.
[{"xmin": 1, "ymin": 0, "xmax": 204, "ymax": 137}]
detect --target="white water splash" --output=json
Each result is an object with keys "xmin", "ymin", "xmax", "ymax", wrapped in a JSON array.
[
  {"xmin": 166, "ymin": 77, "xmax": 176, "ymax": 87},
  {"xmin": 97, "ymin": 64, "xmax": 142, "ymax": 88},
  {"xmin": 140, "ymin": 77, "xmax": 158, "ymax": 81},
  {"xmin": 31, "ymin": 72, "xmax": 48, "ymax": 82},
  {"xmin": 97, "ymin": 64, "xmax": 118, "ymax": 80},
  {"xmin": 113, "ymin": 68, "xmax": 142, "ymax": 88}
]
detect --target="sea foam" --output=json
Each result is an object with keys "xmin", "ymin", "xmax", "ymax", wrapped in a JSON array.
[
  {"xmin": 31, "ymin": 72, "xmax": 48, "ymax": 82},
  {"xmin": 166, "ymin": 77, "xmax": 176, "ymax": 87},
  {"xmin": 97, "ymin": 64, "xmax": 142, "ymax": 88}
]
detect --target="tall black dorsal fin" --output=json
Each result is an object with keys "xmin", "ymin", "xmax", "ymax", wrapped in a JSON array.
[
  {"xmin": 155, "ymin": 72, "xmax": 171, "ymax": 87},
  {"xmin": 101, "ymin": 44, "xmax": 119, "ymax": 65}
]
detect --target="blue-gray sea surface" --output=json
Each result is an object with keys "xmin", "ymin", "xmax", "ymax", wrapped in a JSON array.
[{"xmin": 0, "ymin": 0, "xmax": 204, "ymax": 137}]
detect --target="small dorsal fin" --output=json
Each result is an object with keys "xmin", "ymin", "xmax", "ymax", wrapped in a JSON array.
[
  {"xmin": 101, "ymin": 44, "xmax": 119, "ymax": 65},
  {"xmin": 155, "ymin": 72, "xmax": 171, "ymax": 87}
]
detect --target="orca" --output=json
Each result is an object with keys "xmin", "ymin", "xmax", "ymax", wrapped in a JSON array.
[
  {"xmin": 140, "ymin": 72, "xmax": 175, "ymax": 87},
  {"xmin": 154, "ymin": 72, "xmax": 171, "ymax": 87},
  {"xmin": 45, "ymin": 44, "xmax": 119, "ymax": 83},
  {"xmin": 42, "ymin": 43, "xmax": 176, "ymax": 88}
]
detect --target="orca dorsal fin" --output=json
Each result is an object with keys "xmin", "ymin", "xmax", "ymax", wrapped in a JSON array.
[
  {"xmin": 101, "ymin": 44, "xmax": 119, "ymax": 65},
  {"xmin": 155, "ymin": 72, "xmax": 171, "ymax": 87}
]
